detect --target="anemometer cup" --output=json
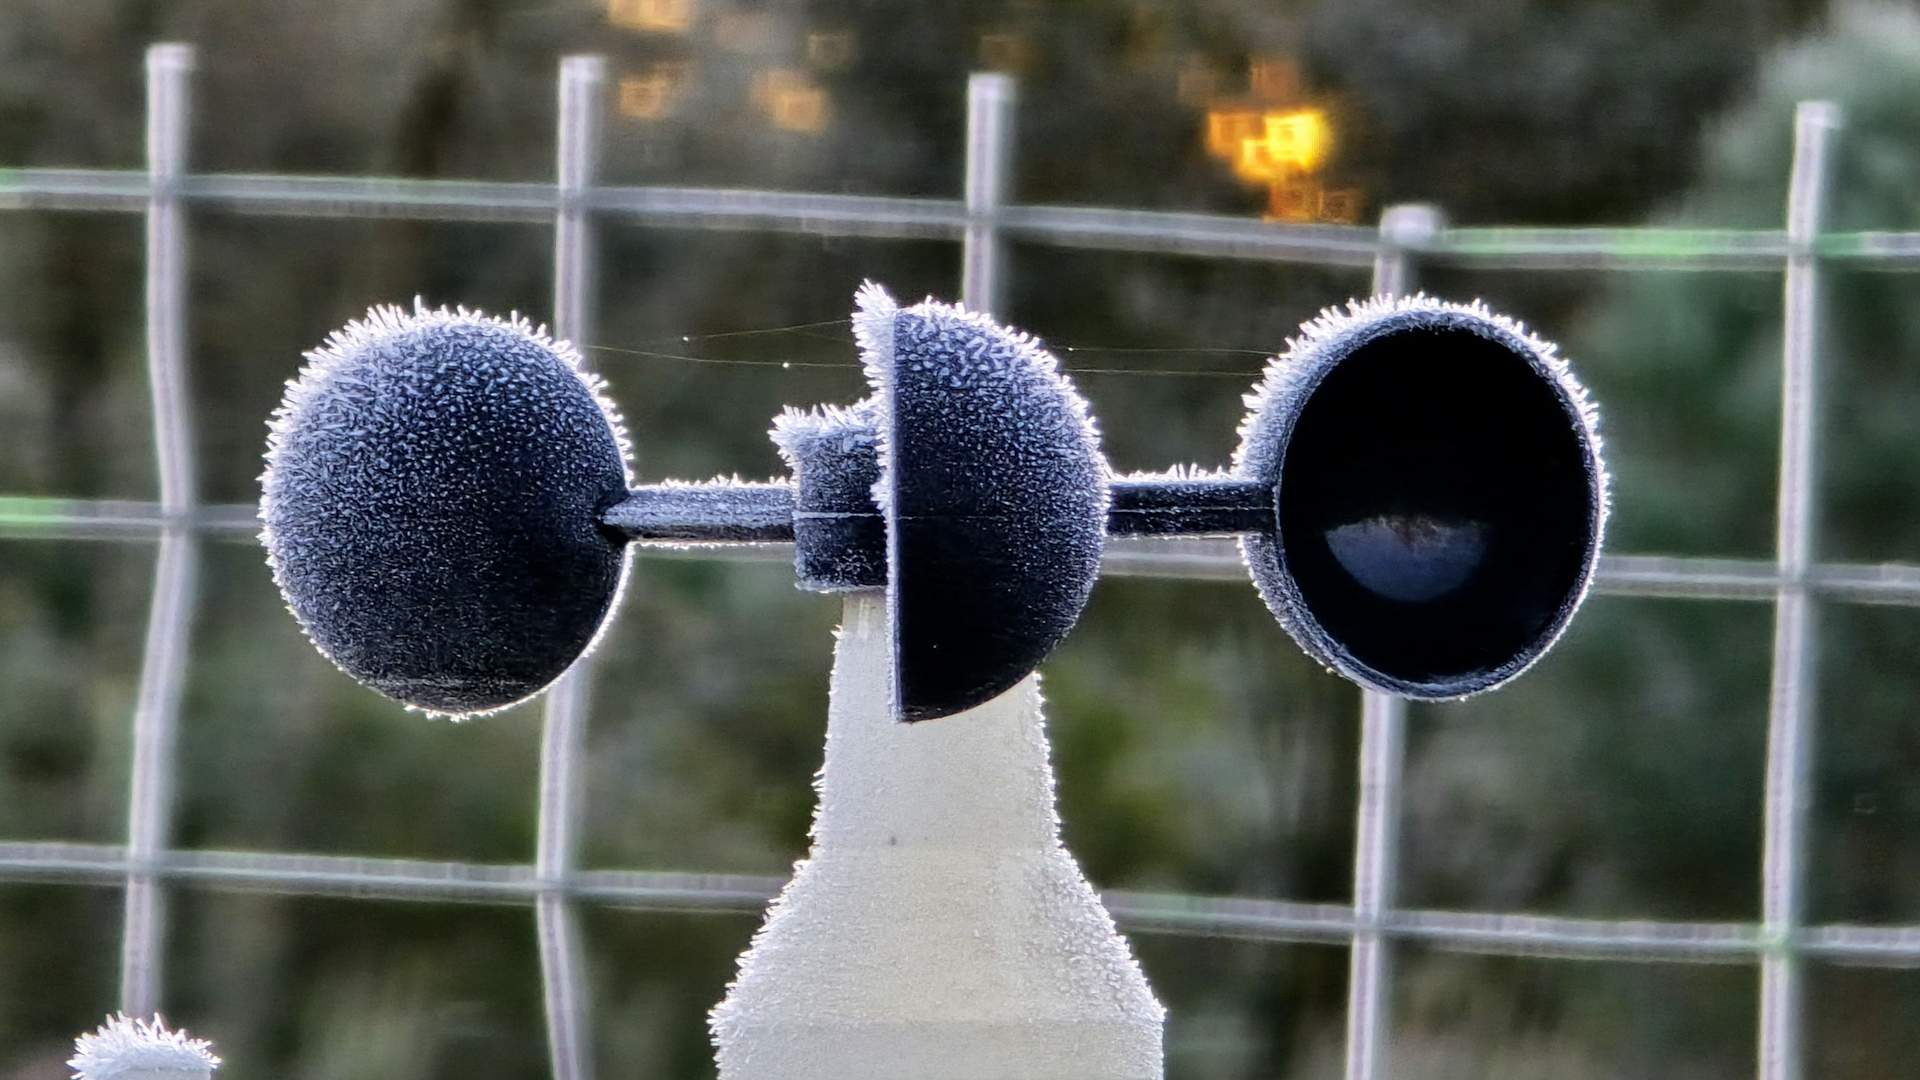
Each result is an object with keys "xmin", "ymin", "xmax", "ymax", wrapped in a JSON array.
[{"xmin": 1235, "ymin": 298, "xmax": 1607, "ymax": 699}]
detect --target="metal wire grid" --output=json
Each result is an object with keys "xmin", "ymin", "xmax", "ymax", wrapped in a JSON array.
[{"xmin": 0, "ymin": 42, "xmax": 1916, "ymax": 1079}]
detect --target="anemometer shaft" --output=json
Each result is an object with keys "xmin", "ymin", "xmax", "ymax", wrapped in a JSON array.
[
  {"xmin": 602, "ymin": 483, "xmax": 799, "ymax": 543},
  {"xmin": 601, "ymin": 476, "xmax": 1274, "ymax": 545},
  {"xmin": 1105, "ymin": 476, "xmax": 1273, "ymax": 535}
]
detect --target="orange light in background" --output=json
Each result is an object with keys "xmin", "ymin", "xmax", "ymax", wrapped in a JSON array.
[
  {"xmin": 807, "ymin": 30, "xmax": 857, "ymax": 70},
  {"xmin": 769, "ymin": 86, "xmax": 828, "ymax": 133},
  {"xmin": 1317, "ymin": 187, "xmax": 1361, "ymax": 224},
  {"xmin": 1204, "ymin": 103, "xmax": 1358, "ymax": 223},
  {"xmin": 1209, "ymin": 107, "xmax": 1331, "ymax": 178},
  {"xmin": 1205, "ymin": 109, "xmax": 1265, "ymax": 160},
  {"xmin": 1233, "ymin": 109, "xmax": 1330, "ymax": 181},
  {"xmin": 753, "ymin": 69, "xmax": 828, "ymax": 134},
  {"xmin": 1262, "ymin": 181, "xmax": 1363, "ymax": 224},
  {"xmin": 618, "ymin": 74, "xmax": 671, "ymax": 120},
  {"xmin": 1266, "ymin": 180, "xmax": 1318, "ymax": 222},
  {"xmin": 1264, "ymin": 181, "xmax": 1364, "ymax": 224},
  {"xmin": 750, "ymin": 68, "xmax": 803, "ymax": 109},
  {"xmin": 618, "ymin": 63, "xmax": 691, "ymax": 121},
  {"xmin": 1200, "ymin": 55, "xmax": 1361, "ymax": 223},
  {"xmin": 608, "ymin": 0, "xmax": 692, "ymax": 34}
]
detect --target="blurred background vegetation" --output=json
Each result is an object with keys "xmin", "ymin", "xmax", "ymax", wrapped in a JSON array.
[{"xmin": 3, "ymin": 0, "xmax": 1920, "ymax": 1076}]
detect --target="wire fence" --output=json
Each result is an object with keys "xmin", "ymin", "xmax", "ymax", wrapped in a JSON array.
[{"xmin": 2, "ymin": 42, "xmax": 1918, "ymax": 1080}]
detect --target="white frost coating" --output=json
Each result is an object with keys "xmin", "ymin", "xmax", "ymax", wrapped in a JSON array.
[
  {"xmin": 849, "ymin": 279, "xmax": 1108, "ymax": 518},
  {"xmin": 1117, "ymin": 464, "xmax": 1233, "ymax": 483},
  {"xmin": 256, "ymin": 298, "xmax": 635, "ymax": 720},
  {"xmin": 261, "ymin": 297, "xmax": 635, "ymax": 504},
  {"xmin": 850, "ymin": 281, "xmax": 1112, "ymax": 720},
  {"xmin": 710, "ymin": 593, "xmax": 1164, "ymax": 1079},
  {"xmin": 769, "ymin": 399, "xmax": 877, "ymax": 460},
  {"xmin": 1234, "ymin": 292, "xmax": 1609, "ymax": 531},
  {"xmin": 1233, "ymin": 293, "xmax": 1611, "ymax": 696},
  {"xmin": 611, "ymin": 476, "xmax": 795, "ymax": 550},
  {"xmin": 850, "ymin": 281, "xmax": 900, "ymax": 518},
  {"xmin": 70, "ymin": 1014, "xmax": 219, "ymax": 1080}
]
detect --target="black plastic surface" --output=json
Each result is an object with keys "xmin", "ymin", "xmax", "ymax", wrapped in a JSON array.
[{"xmin": 261, "ymin": 307, "xmax": 630, "ymax": 716}]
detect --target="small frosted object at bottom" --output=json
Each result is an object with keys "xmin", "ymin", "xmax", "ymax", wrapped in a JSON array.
[
  {"xmin": 711, "ymin": 592, "xmax": 1164, "ymax": 1079},
  {"xmin": 69, "ymin": 1014, "xmax": 219, "ymax": 1080}
]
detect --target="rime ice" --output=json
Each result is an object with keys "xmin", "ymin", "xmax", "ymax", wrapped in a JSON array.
[
  {"xmin": 259, "ymin": 302, "xmax": 632, "ymax": 717},
  {"xmin": 855, "ymin": 284, "xmax": 1109, "ymax": 722},
  {"xmin": 69, "ymin": 1014, "xmax": 219, "ymax": 1080},
  {"xmin": 1235, "ymin": 294, "xmax": 1607, "ymax": 697},
  {"xmin": 710, "ymin": 593, "xmax": 1165, "ymax": 1079},
  {"xmin": 772, "ymin": 399, "xmax": 887, "ymax": 591}
]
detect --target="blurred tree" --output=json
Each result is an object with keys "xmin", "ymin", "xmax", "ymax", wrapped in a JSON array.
[{"xmin": 1572, "ymin": 0, "xmax": 1920, "ymax": 927}]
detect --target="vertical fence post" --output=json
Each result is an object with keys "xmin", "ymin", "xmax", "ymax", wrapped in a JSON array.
[
  {"xmin": 120, "ymin": 42, "xmax": 199, "ymax": 1020},
  {"xmin": 1758, "ymin": 100, "xmax": 1840, "ymax": 1080},
  {"xmin": 1342, "ymin": 202, "xmax": 1443, "ymax": 1080},
  {"xmin": 536, "ymin": 53, "xmax": 607, "ymax": 1080},
  {"xmin": 961, "ymin": 73, "xmax": 1015, "ymax": 313},
  {"xmin": 1369, "ymin": 204, "xmax": 1440, "ymax": 302}
]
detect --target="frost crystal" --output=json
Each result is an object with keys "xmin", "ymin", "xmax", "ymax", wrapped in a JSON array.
[
  {"xmin": 258, "ymin": 299, "xmax": 633, "ymax": 718},
  {"xmin": 69, "ymin": 1014, "xmax": 219, "ymax": 1079},
  {"xmin": 772, "ymin": 398, "xmax": 886, "ymax": 591},
  {"xmin": 1235, "ymin": 293, "xmax": 1609, "ymax": 698},
  {"xmin": 1235, "ymin": 292, "xmax": 1608, "ymax": 529},
  {"xmin": 851, "ymin": 281, "xmax": 1110, "ymax": 721}
]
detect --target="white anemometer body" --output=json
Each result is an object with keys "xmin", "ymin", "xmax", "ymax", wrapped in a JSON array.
[
  {"xmin": 710, "ymin": 593, "xmax": 1165, "ymax": 1079},
  {"xmin": 257, "ymin": 288, "xmax": 1603, "ymax": 1079}
]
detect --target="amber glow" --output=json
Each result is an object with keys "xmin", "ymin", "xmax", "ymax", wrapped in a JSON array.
[
  {"xmin": 1263, "ymin": 180, "xmax": 1361, "ymax": 224},
  {"xmin": 1198, "ymin": 52, "xmax": 1363, "ymax": 223},
  {"xmin": 1317, "ymin": 186, "xmax": 1361, "ymax": 223},
  {"xmin": 1223, "ymin": 108, "xmax": 1331, "ymax": 182},
  {"xmin": 1266, "ymin": 180, "xmax": 1315, "ymax": 221},
  {"xmin": 1205, "ymin": 109, "xmax": 1264, "ymax": 160},
  {"xmin": 618, "ymin": 63, "xmax": 691, "ymax": 121},
  {"xmin": 607, "ymin": 0, "xmax": 692, "ymax": 33},
  {"xmin": 1204, "ymin": 98, "xmax": 1357, "ymax": 222},
  {"xmin": 753, "ymin": 69, "xmax": 829, "ymax": 133}
]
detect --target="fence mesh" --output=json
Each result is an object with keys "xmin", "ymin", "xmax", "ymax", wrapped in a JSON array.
[{"xmin": 3, "ymin": 42, "xmax": 1918, "ymax": 1080}]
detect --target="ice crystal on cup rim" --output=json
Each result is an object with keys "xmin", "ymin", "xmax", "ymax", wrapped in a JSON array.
[{"xmin": 69, "ymin": 1013, "xmax": 219, "ymax": 1079}]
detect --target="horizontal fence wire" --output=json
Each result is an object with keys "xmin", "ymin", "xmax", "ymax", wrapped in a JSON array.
[
  {"xmin": 4, "ymin": 498, "xmax": 1919, "ymax": 605},
  {"xmin": 4, "ymin": 840, "xmax": 1920, "ymax": 966},
  {"xmin": 8, "ymin": 168, "xmax": 1920, "ymax": 269}
]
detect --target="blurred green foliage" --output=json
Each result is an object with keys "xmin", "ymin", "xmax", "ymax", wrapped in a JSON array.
[{"xmin": 3, "ymin": 1, "xmax": 1918, "ymax": 1078}]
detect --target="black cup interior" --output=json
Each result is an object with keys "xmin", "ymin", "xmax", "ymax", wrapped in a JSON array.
[{"xmin": 1277, "ymin": 325, "xmax": 1595, "ymax": 691}]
